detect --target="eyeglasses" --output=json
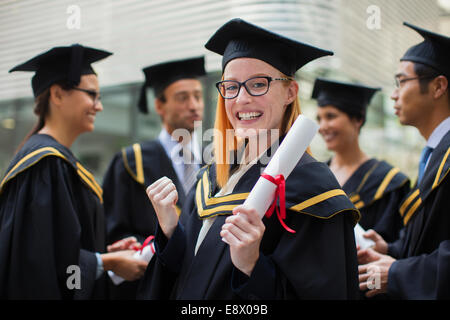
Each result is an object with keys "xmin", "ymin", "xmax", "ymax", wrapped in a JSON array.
[
  {"xmin": 394, "ymin": 76, "xmax": 434, "ymax": 88},
  {"xmin": 215, "ymin": 76, "xmax": 292, "ymax": 99},
  {"xmin": 72, "ymin": 87, "xmax": 101, "ymax": 105}
]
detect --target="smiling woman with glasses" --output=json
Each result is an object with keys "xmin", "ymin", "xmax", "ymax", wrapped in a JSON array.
[
  {"xmin": 71, "ymin": 86, "xmax": 101, "ymax": 105},
  {"xmin": 216, "ymin": 76, "xmax": 292, "ymax": 99},
  {"xmin": 139, "ymin": 19, "xmax": 361, "ymax": 300},
  {"xmin": 1, "ymin": 44, "xmax": 149, "ymax": 299}
]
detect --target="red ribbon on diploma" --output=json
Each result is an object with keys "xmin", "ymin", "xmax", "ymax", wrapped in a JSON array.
[
  {"xmin": 140, "ymin": 235, "xmax": 155, "ymax": 254},
  {"xmin": 261, "ymin": 173, "xmax": 296, "ymax": 233}
]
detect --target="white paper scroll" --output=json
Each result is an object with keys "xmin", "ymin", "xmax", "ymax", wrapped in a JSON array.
[
  {"xmin": 108, "ymin": 240, "xmax": 155, "ymax": 285},
  {"xmin": 243, "ymin": 115, "xmax": 319, "ymax": 218},
  {"xmin": 354, "ymin": 223, "xmax": 375, "ymax": 249}
]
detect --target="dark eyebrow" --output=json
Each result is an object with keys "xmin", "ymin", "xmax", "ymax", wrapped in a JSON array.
[{"xmin": 395, "ymin": 72, "xmax": 407, "ymax": 78}]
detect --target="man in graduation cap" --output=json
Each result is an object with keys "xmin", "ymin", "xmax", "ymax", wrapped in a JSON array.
[
  {"xmin": 358, "ymin": 23, "xmax": 450, "ymax": 299},
  {"xmin": 312, "ymin": 78, "xmax": 410, "ymax": 243},
  {"xmin": 102, "ymin": 57, "xmax": 206, "ymax": 299},
  {"xmin": 137, "ymin": 18, "xmax": 360, "ymax": 300}
]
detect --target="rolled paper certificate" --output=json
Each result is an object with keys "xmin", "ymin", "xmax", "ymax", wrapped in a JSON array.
[
  {"xmin": 108, "ymin": 237, "xmax": 155, "ymax": 285},
  {"xmin": 243, "ymin": 115, "xmax": 319, "ymax": 219},
  {"xmin": 354, "ymin": 223, "xmax": 375, "ymax": 249}
]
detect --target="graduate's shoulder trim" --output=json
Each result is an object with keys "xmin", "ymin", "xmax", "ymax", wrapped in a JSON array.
[
  {"xmin": 75, "ymin": 161, "xmax": 103, "ymax": 203},
  {"xmin": 399, "ymin": 146, "xmax": 449, "ymax": 226},
  {"xmin": 122, "ymin": 143, "xmax": 145, "ymax": 185},
  {"xmin": 286, "ymin": 161, "xmax": 360, "ymax": 225},
  {"xmin": 0, "ymin": 146, "xmax": 67, "ymax": 193},
  {"xmin": 0, "ymin": 146, "xmax": 103, "ymax": 203},
  {"xmin": 431, "ymin": 146, "xmax": 450, "ymax": 189},
  {"xmin": 399, "ymin": 189, "xmax": 422, "ymax": 225},
  {"xmin": 288, "ymin": 189, "xmax": 360, "ymax": 226},
  {"xmin": 349, "ymin": 160, "xmax": 409, "ymax": 209},
  {"xmin": 195, "ymin": 165, "xmax": 249, "ymax": 219}
]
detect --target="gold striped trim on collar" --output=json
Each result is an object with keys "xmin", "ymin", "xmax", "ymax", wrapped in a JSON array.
[
  {"xmin": 122, "ymin": 143, "xmax": 145, "ymax": 185},
  {"xmin": 349, "ymin": 194, "xmax": 365, "ymax": 210},
  {"xmin": 432, "ymin": 147, "xmax": 450, "ymax": 189},
  {"xmin": 373, "ymin": 167, "xmax": 400, "ymax": 201},
  {"xmin": 348, "ymin": 167, "xmax": 402, "ymax": 210},
  {"xmin": 399, "ymin": 188, "xmax": 422, "ymax": 225},
  {"xmin": 289, "ymin": 189, "xmax": 347, "ymax": 212},
  {"xmin": 355, "ymin": 161, "xmax": 379, "ymax": 193},
  {"xmin": 195, "ymin": 167, "xmax": 356, "ymax": 222},
  {"xmin": 0, "ymin": 146, "xmax": 103, "ymax": 203},
  {"xmin": 354, "ymin": 200, "xmax": 365, "ymax": 209},
  {"xmin": 349, "ymin": 194, "xmax": 360, "ymax": 203},
  {"xmin": 0, "ymin": 147, "xmax": 66, "ymax": 191},
  {"xmin": 399, "ymin": 189, "xmax": 420, "ymax": 217},
  {"xmin": 195, "ymin": 168, "xmax": 249, "ymax": 218},
  {"xmin": 76, "ymin": 162, "xmax": 103, "ymax": 203},
  {"xmin": 399, "ymin": 149, "xmax": 449, "ymax": 225},
  {"xmin": 403, "ymin": 197, "xmax": 422, "ymax": 225}
]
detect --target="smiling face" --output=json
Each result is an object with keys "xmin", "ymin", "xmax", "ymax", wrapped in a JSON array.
[
  {"xmin": 316, "ymin": 105, "xmax": 362, "ymax": 152},
  {"xmin": 57, "ymin": 74, "xmax": 103, "ymax": 135},
  {"xmin": 222, "ymin": 58, "xmax": 297, "ymax": 138}
]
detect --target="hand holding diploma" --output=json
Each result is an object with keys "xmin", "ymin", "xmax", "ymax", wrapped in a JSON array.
[
  {"xmin": 354, "ymin": 224, "xmax": 375, "ymax": 250},
  {"xmin": 108, "ymin": 236, "xmax": 155, "ymax": 285},
  {"xmin": 221, "ymin": 115, "xmax": 319, "ymax": 275},
  {"xmin": 220, "ymin": 206, "xmax": 265, "ymax": 276}
]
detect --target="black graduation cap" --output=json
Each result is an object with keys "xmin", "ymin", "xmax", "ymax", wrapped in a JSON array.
[
  {"xmin": 312, "ymin": 78, "xmax": 380, "ymax": 118},
  {"xmin": 9, "ymin": 44, "xmax": 112, "ymax": 97},
  {"xmin": 204, "ymin": 18, "xmax": 333, "ymax": 76},
  {"xmin": 138, "ymin": 56, "xmax": 206, "ymax": 114},
  {"xmin": 401, "ymin": 22, "xmax": 450, "ymax": 77}
]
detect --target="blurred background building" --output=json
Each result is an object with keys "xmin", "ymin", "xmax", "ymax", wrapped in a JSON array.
[{"xmin": 1, "ymin": 0, "xmax": 450, "ymax": 182}]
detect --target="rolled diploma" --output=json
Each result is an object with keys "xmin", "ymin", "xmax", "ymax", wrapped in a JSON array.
[
  {"xmin": 354, "ymin": 223, "xmax": 375, "ymax": 249},
  {"xmin": 107, "ymin": 241, "xmax": 155, "ymax": 285},
  {"xmin": 242, "ymin": 115, "xmax": 319, "ymax": 218}
]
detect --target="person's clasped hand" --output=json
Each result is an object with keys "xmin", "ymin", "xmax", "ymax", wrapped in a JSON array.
[
  {"xmin": 220, "ymin": 205, "xmax": 265, "ymax": 277},
  {"xmin": 107, "ymin": 236, "xmax": 141, "ymax": 252}
]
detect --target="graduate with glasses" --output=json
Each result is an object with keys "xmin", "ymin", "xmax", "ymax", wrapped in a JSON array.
[
  {"xmin": 358, "ymin": 23, "xmax": 450, "ymax": 299},
  {"xmin": 137, "ymin": 18, "xmax": 360, "ymax": 300},
  {"xmin": 0, "ymin": 44, "xmax": 148, "ymax": 299},
  {"xmin": 313, "ymin": 78, "xmax": 410, "ymax": 243}
]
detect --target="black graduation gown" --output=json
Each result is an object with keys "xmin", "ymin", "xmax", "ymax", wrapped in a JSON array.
[
  {"xmin": 102, "ymin": 139, "xmax": 187, "ymax": 299},
  {"xmin": 137, "ymin": 152, "xmax": 361, "ymax": 300},
  {"xmin": 340, "ymin": 159, "xmax": 410, "ymax": 242},
  {"xmin": 0, "ymin": 134, "xmax": 106, "ymax": 299},
  {"xmin": 387, "ymin": 130, "xmax": 450, "ymax": 299}
]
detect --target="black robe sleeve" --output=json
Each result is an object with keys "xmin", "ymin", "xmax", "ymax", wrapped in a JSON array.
[
  {"xmin": 136, "ymin": 187, "xmax": 196, "ymax": 299},
  {"xmin": 360, "ymin": 182, "xmax": 410, "ymax": 243},
  {"xmin": 102, "ymin": 152, "xmax": 145, "ymax": 243},
  {"xmin": 388, "ymin": 240, "xmax": 450, "ymax": 299},
  {"xmin": 387, "ymin": 232, "xmax": 405, "ymax": 259},
  {"xmin": 231, "ymin": 210, "xmax": 359, "ymax": 300},
  {"xmin": 0, "ymin": 158, "xmax": 98, "ymax": 299},
  {"xmin": 137, "ymin": 159, "xmax": 359, "ymax": 300}
]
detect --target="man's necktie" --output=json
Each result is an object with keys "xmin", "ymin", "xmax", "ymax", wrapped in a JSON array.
[
  {"xmin": 418, "ymin": 146, "xmax": 433, "ymax": 184},
  {"xmin": 180, "ymin": 148, "xmax": 198, "ymax": 194}
]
